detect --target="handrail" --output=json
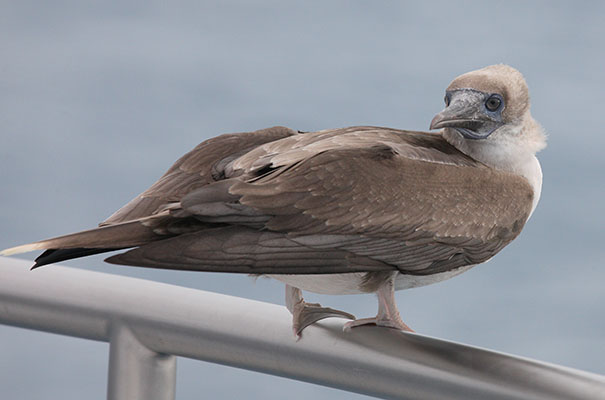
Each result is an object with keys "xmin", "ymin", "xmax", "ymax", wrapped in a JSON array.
[{"xmin": 1, "ymin": 256, "xmax": 604, "ymax": 400}]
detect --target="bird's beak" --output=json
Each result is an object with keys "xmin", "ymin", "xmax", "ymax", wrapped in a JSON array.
[
  {"xmin": 430, "ymin": 95, "xmax": 484, "ymax": 131},
  {"xmin": 430, "ymin": 90, "xmax": 503, "ymax": 140},
  {"xmin": 430, "ymin": 104, "xmax": 473, "ymax": 130}
]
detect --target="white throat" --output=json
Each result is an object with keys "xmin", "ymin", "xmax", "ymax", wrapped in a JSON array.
[{"xmin": 443, "ymin": 117, "xmax": 546, "ymax": 217}]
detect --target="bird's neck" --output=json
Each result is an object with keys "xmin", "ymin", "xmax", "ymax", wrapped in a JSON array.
[
  {"xmin": 443, "ymin": 115, "xmax": 545, "ymax": 173},
  {"xmin": 443, "ymin": 115, "xmax": 546, "ymax": 216}
]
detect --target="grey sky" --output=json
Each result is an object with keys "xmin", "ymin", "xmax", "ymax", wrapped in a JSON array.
[{"xmin": 1, "ymin": 1, "xmax": 604, "ymax": 399}]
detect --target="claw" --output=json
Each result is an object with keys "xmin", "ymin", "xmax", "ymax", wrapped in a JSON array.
[
  {"xmin": 285, "ymin": 285, "xmax": 355, "ymax": 338},
  {"xmin": 343, "ymin": 272, "xmax": 414, "ymax": 333},
  {"xmin": 292, "ymin": 303, "xmax": 355, "ymax": 338},
  {"xmin": 343, "ymin": 316, "xmax": 413, "ymax": 332}
]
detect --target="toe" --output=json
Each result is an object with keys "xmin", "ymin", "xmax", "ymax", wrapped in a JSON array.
[{"xmin": 292, "ymin": 305, "xmax": 356, "ymax": 337}]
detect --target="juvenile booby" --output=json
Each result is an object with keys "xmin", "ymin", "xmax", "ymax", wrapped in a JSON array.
[{"xmin": 1, "ymin": 65, "xmax": 546, "ymax": 336}]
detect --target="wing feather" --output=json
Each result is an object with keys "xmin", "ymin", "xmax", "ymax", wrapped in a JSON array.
[
  {"xmin": 101, "ymin": 126, "xmax": 297, "ymax": 225},
  {"xmin": 15, "ymin": 126, "xmax": 533, "ymax": 276},
  {"xmin": 225, "ymin": 130, "xmax": 533, "ymax": 274},
  {"xmin": 106, "ymin": 227, "xmax": 394, "ymax": 274}
]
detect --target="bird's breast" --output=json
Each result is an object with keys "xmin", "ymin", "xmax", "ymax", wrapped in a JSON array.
[
  {"xmin": 269, "ymin": 264, "xmax": 476, "ymax": 295},
  {"xmin": 269, "ymin": 273, "xmax": 370, "ymax": 294}
]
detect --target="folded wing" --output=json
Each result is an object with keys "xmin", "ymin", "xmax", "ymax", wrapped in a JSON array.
[{"xmin": 106, "ymin": 127, "xmax": 534, "ymax": 276}]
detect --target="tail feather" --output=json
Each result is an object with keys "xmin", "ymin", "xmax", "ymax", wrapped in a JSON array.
[
  {"xmin": 0, "ymin": 219, "xmax": 166, "ymax": 265},
  {"xmin": 0, "ymin": 242, "xmax": 48, "ymax": 256},
  {"xmin": 32, "ymin": 247, "xmax": 126, "ymax": 269}
]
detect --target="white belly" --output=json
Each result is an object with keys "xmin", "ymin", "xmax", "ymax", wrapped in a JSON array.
[{"xmin": 269, "ymin": 264, "xmax": 475, "ymax": 295}]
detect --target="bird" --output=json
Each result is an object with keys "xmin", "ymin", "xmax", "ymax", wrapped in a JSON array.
[{"xmin": 1, "ymin": 64, "xmax": 546, "ymax": 337}]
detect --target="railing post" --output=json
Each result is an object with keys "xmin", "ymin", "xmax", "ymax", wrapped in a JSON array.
[{"xmin": 107, "ymin": 324, "xmax": 176, "ymax": 400}]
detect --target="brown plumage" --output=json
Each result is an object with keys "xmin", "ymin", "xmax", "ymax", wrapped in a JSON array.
[{"xmin": 1, "ymin": 65, "xmax": 546, "ymax": 336}]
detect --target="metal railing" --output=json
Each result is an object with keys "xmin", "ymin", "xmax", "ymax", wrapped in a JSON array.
[{"xmin": 1, "ymin": 256, "xmax": 604, "ymax": 400}]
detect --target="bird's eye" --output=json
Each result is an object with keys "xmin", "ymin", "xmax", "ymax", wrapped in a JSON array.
[
  {"xmin": 444, "ymin": 94, "xmax": 450, "ymax": 106},
  {"xmin": 485, "ymin": 95, "xmax": 502, "ymax": 112}
]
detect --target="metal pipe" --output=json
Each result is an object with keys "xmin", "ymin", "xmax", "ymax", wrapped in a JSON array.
[
  {"xmin": 1, "ymin": 256, "xmax": 604, "ymax": 400},
  {"xmin": 107, "ymin": 324, "xmax": 176, "ymax": 400}
]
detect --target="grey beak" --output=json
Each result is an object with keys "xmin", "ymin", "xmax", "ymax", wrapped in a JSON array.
[
  {"xmin": 430, "ymin": 98, "xmax": 481, "ymax": 131},
  {"xmin": 429, "ymin": 90, "xmax": 503, "ymax": 140},
  {"xmin": 429, "ymin": 111, "xmax": 451, "ymax": 130}
]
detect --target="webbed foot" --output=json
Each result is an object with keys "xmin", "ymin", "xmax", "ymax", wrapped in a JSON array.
[{"xmin": 286, "ymin": 285, "xmax": 355, "ymax": 338}]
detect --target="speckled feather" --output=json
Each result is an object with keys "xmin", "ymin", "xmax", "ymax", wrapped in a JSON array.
[{"xmin": 98, "ymin": 126, "xmax": 534, "ymax": 276}]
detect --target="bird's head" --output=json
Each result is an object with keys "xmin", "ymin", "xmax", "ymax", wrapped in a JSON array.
[
  {"xmin": 430, "ymin": 65, "xmax": 539, "ymax": 141},
  {"xmin": 431, "ymin": 64, "xmax": 546, "ymax": 164}
]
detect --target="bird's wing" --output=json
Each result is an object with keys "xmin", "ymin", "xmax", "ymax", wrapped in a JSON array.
[
  {"xmin": 105, "ymin": 226, "xmax": 394, "ymax": 274},
  {"xmin": 100, "ymin": 126, "xmax": 298, "ymax": 226},
  {"xmin": 1, "ymin": 126, "xmax": 298, "ymax": 266},
  {"xmin": 107, "ymin": 127, "xmax": 534, "ymax": 275}
]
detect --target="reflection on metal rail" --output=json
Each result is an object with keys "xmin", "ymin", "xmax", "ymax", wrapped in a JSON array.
[{"xmin": 0, "ymin": 256, "xmax": 604, "ymax": 400}]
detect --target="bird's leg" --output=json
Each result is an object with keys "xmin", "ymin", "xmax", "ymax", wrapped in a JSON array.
[
  {"xmin": 285, "ymin": 284, "xmax": 356, "ymax": 338},
  {"xmin": 344, "ymin": 273, "xmax": 413, "ymax": 332}
]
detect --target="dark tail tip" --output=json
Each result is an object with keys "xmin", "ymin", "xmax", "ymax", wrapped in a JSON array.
[{"xmin": 32, "ymin": 247, "xmax": 127, "ymax": 270}]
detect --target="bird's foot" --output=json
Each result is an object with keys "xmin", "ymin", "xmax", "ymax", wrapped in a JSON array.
[
  {"xmin": 343, "ymin": 316, "xmax": 414, "ymax": 332},
  {"xmin": 291, "ymin": 301, "xmax": 356, "ymax": 338},
  {"xmin": 285, "ymin": 284, "xmax": 355, "ymax": 338},
  {"xmin": 343, "ymin": 272, "xmax": 414, "ymax": 333}
]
